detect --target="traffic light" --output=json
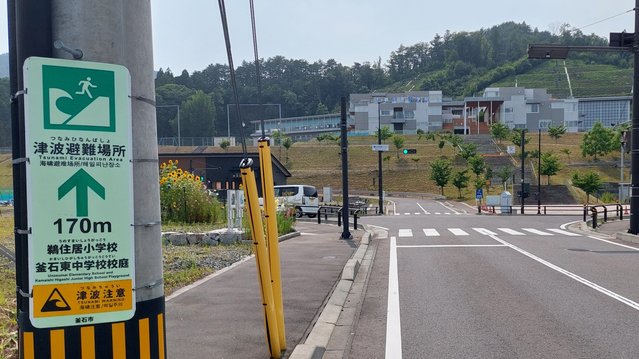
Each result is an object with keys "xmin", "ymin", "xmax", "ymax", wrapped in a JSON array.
[{"xmin": 403, "ymin": 149, "xmax": 417, "ymax": 154}]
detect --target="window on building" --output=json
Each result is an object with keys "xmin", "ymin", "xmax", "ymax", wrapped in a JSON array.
[{"xmin": 528, "ymin": 103, "xmax": 540, "ymax": 113}]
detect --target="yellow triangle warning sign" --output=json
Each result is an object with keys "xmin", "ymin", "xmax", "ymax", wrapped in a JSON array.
[{"xmin": 41, "ymin": 288, "xmax": 71, "ymax": 312}]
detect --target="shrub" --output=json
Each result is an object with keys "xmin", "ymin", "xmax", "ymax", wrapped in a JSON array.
[{"xmin": 159, "ymin": 160, "xmax": 224, "ymax": 223}]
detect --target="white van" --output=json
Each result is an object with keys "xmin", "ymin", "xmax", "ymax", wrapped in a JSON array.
[{"xmin": 273, "ymin": 185, "xmax": 319, "ymax": 218}]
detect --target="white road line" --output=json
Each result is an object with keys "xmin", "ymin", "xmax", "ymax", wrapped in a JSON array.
[
  {"xmin": 416, "ymin": 202, "xmax": 430, "ymax": 214},
  {"xmin": 434, "ymin": 212, "xmax": 441, "ymax": 215},
  {"xmin": 423, "ymin": 228, "xmax": 440, "ymax": 237},
  {"xmin": 386, "ymin": 236, "xmax": 402, "ymax": 359},
  {"xmin": 588, "ymin": 236, "xmax": 639, "ymax": 251},
  {"xmin": 489, "ymin": 234, "xmax": 639, "ymax": 312},
  {"xmin": 438, "ymin": 201, "xmax": 461, "ymax": 214},
  {"xmin": 414, "ymin": 212, "xmax": 421, "ymax": 215},
  {"xmin": 497, "ymin": 228, "xmax": 525, "ymax": 236},
  {"xmin": 398, "ymin": 229, "xmax": 413, "ymax": 237},
  {"xmin": 404, "ymin": 213, "xmax": 411, "ymax": 216},
  {"xmin": 397, "ymin": 244, "xmax": 507, "ymax": 248},
  {"xmin": 448, "ymin": 228, "xmax": 469, "ymax": 236},
  {"xmin": 560, "ymin": 220, "xmax": 582, "ymax": 230},
  {"xmin": 522, "ymin": 228, "xmax": 554, "ymax": 236},
  {"xmin": 395, "ymin": 213, "xmax": 400, "ymax": 216},
  {"xmin": 473, "ymin": 227, "xmax": 497, "ymax": 236},
  {"xmin": 547, "ymin": 228, "xmax": 581, "ymax": 236},
  {"xmin": 445, "ymin": 213, "xmax": 452, "ymax": 215}
]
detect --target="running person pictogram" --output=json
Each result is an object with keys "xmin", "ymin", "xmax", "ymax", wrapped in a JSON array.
[{"xmin": 76, "ymin": 77, "xmax": 97, "ymax": 98}]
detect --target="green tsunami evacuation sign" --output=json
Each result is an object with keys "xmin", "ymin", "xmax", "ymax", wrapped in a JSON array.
[
  {"xmin": 42, "ymin": 64, "xmax": 117, "ymax": 132},
  {"xmin": 23, "ymin": 57, "xmax": 135, "ymax": 328}
]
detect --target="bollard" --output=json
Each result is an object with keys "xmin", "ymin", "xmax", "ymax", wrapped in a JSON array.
[
  {"xmin": 353, "ymin": 212, "xmax": 358, "ymax": 230},
  {"xmin": 337, "ymin": 209, "xmax": 342, "ymax": 227},
  {"xmin": 591, "ymin": 207, "xmax": 598, "ymax": 229}
]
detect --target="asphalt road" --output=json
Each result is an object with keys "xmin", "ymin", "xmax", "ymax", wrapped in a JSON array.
[{"xmin": 349, "ymin": 197, "xmax": 639, "ymax": 358}]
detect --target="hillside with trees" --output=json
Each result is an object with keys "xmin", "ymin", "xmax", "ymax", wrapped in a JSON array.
[{"xmin": 0, "ymin": 22, "xmax": 633, "ymax": 146}]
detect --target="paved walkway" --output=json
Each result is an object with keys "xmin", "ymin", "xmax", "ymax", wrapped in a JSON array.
[{"xmin": 165, "ymin": 222, "xmax": 361, "ymax": 358}]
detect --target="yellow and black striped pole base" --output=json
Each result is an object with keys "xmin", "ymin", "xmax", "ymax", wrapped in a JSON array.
[{"xmin": 18, "ymin": 296, "xmax": 166, "ymax": 359}]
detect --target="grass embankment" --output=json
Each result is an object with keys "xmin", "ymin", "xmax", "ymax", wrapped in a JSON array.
[{"xmin": 271, "ymin": 132, "xmax": 624, "ymax": 202}]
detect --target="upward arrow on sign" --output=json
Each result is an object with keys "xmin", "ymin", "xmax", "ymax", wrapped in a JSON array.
[{"xmin": 58, "ymin": 169, "xmax": 105, "ymax": 217}]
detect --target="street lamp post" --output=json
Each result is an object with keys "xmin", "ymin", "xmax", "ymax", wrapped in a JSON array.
[
  {"xmin": 520, "ymin": 129, "xmax": 526, "ymax": 215},
  {"xmin": 157, "ymin": 104, "xmax": 180, "ymax": 146},
  {"xmin": 537, "ymin": 128, "xmax": 541, "ymax": 215},
  {"xmin": 377, "ymin": 99, "xmax": 384, "ymax": 215}
]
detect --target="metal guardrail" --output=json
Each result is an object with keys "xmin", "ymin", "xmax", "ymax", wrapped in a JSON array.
[
  {"xmin": 482, "ymin": 204, "xmax": 590, "ymax": 216},
  {"xmin": 317, "ymin": 206, "xmax": 360, "ymax": 230},
  {"xmin": 588, "ymin": 204, "xmax": 625, "ymax": 229}
]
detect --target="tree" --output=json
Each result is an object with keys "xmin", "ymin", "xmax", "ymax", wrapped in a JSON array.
[
  {"xmin": 438, "ymin": 140, "xmax": 446, "ymax": 153},
  {"xmin": 416, "ymin": 128, "xmax": 425, "ymax": 141},
  {"xmin": 378, "ymin": 126, "xmax": 393, "ymax": 143},
  {"xmin": 393, "ymin": 135, "xmax": 406, "ymax": 159},
  {"xmin": 219, "ymin": 139, "xmax": 230, "ymax": 152},
  {"xmin": 572, "ymin": 171, "xmax": 602, "ymax": 203},
  {"xmin": 468, "ymin": 155, "xmax": 486, "ymax": 178},
  {"xmin": 540, "ymin": 152, "xmax": 562, "ymax": 185},
  {"xmin": 511, "ymin": 129, "xmax": 530, "ymax": 147},
  {"xmin": 180, "ymin": 90, "xmax": 216, "ymax": 137},
  {"xmin": 560, "ymin": 148, "xmax": 572, "ymax": 164},
  {"xmin": 429, "ymin": 158, "xmax": 452, "ymax": 196},
  {"xmin": 452, "ymin": 170, "xmax": 470, "ymax": 198},
  {"xmin": 496, "ymin": 166, "xmax": 514, "ymax": 189},
  {"xmin": 282, "ymin": 136, "xmax": 293, "ymax": 162},
  {"xmin": 459, "ymin": 143, "xmax": 477, "ymax": 160},
  {"xmin": 490, "ymin": 122, "xmax": 510, "ymax": 144},
  {"xmin": 581, "ymin": 122, "xmax": 616, "ymax": 160},
  {"xmin": 547, "ymin": 124, "xmax": 567, "ymax": 144}
]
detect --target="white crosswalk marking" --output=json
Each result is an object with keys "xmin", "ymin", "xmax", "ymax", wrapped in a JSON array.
[
  {"xmin": 448, "ymin": 228, "xmax": 469, "ymax": 236},
  {"xmin": 423, "ymin": 229, "xmax": 440, "ymax": 236},
  {"xmin": 404, "ymin": 213, "xmax": 411, "ymax": 215},
  {"xmin": 414, "ymin": 212, "xmax": 421, "ymax": 215},
  {"xmin": 522, "ymin": 228, "xmax": 553, "ymax": 236},
  {"xmin": 398, "ymin": 229, "xmax": 413, "ymax": 237},
  {"xmin": 434, "ymin": 212, "xmax": 441, "ymax": 215},
  {"xmin": 397, "ymin": 227, "xmax": 580, "ymax": 238},
  {"xmin": 498, "ymin": 228, "xmax": 525, "ymax": 236},
  {"xmin": 473, "ymin": 228, "xmax": 497, "ymax": 236},
  {"xmin": 546, "ymin": 229, "xmax": 581, "ymax": 236}
]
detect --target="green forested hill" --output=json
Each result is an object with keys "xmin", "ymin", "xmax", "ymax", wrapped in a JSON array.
[{"xmin": 0, "ymin": 22, "xmax": 634, "ymax": 146}]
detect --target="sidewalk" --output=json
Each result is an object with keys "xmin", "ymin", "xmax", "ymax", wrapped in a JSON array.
[{"xmin": 165, "ymin": 222, "xmax": 362, "ymax": 358}]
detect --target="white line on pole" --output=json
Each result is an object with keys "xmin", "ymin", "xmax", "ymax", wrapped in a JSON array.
[{"xmin": 386, "ymin": 236, "xmax": 402, "ymax": 359}]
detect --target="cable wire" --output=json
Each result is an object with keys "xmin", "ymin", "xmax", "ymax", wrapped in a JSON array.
[
  {"xmin": 249, "ymin": 0, "xmax": 266, "ymax": 138},
  {"xmin": 217, "ymin": 0, "xmax": 248, "ymax": 157},
  {"xmin": 574, "ymin": 8, "xmax": 634, "ymax": 33}
]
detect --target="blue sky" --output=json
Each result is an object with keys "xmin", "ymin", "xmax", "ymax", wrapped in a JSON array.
[{"xmin": 1, "ymin": 1, "xmax": 636, "ymax": 72}]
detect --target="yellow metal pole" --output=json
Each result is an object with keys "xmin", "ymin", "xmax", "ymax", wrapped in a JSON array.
[
  {"xmin": 258, "ymin": 138, "xmax": 286, "ymax": 350},
  {"xmin": 240, "ymin": 158, "xmax": 281, "ymax": 358}
]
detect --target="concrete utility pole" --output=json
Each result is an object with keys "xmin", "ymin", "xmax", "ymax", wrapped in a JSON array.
[
  {"xmin": 11, "ymin": 0, "xmax": 163, "ymax": 355},
  {"xmin": 632, "ymin": 0, "xmax": 639, "ymax": 234}
]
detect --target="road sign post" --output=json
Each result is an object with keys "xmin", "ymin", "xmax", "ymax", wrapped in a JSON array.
[{"xmin": 23, "ymin": 57, "xmax": 135, "ymax": 328}]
